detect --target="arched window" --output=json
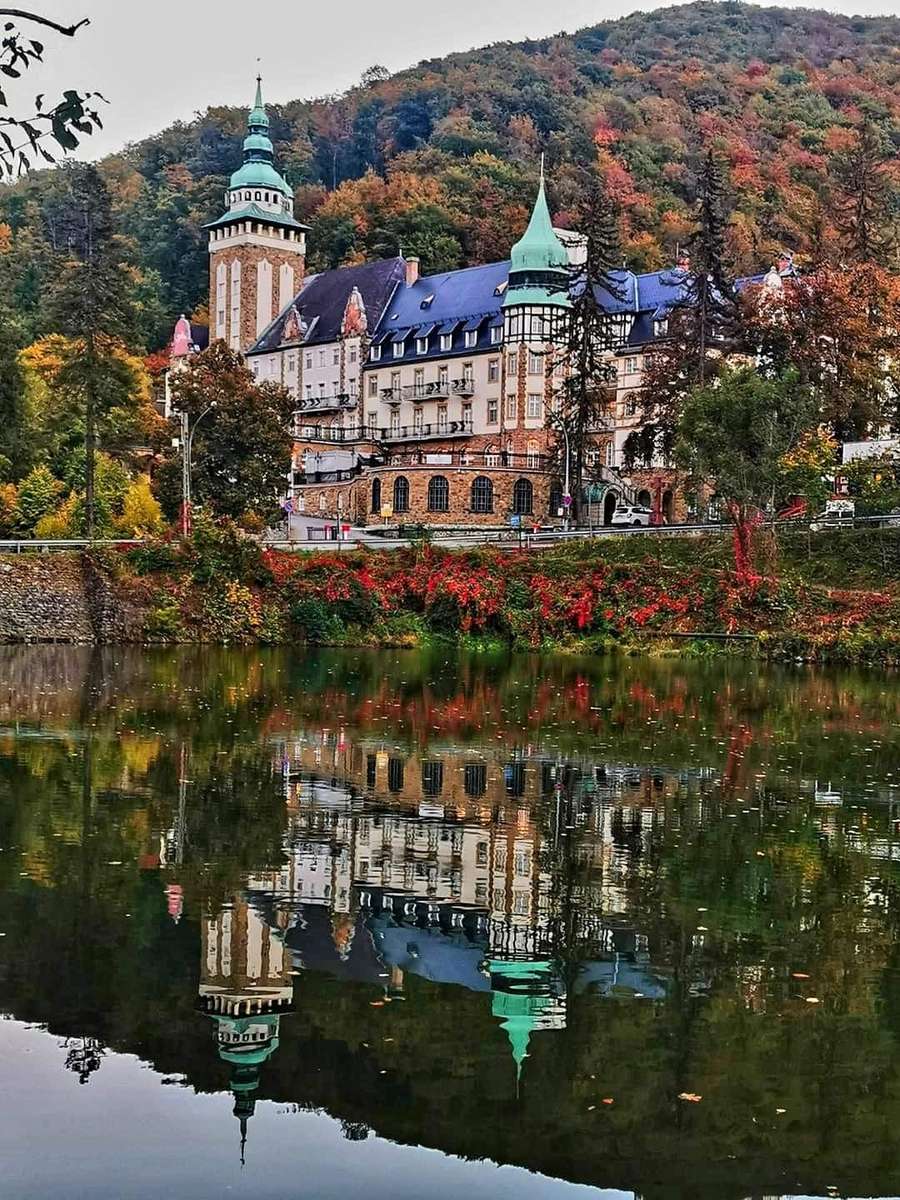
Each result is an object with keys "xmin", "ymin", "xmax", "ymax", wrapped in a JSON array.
[
  {"xmin": 371, "ymin": 478, "xmax": 382, "ymax": 513},
  {"xmin": 637, "ymin": 489, "xmax": 652, "ymax": 508},
  {"xmin": 470, "ymin": 476, "xmax": 494, "ymax": 513},
  {"xmin": 512, "ymin": 478, "xmax": 533, "ymax": 515},
  {"xmin": 428, "ymin": 475, "xmax": 450, "ymax": 512},
  {"xmin": 393, "ymin": 476, "xmax": 410, "ymax": 513}
]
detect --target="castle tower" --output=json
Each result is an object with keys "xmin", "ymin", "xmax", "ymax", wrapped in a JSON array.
[
  {"xmin": 502, "ymin": 162, "xmax": 571, "ymax": 345},
  {"xmin": 205, "ymin": 77, "xmax": 308, "ymax": 353}
]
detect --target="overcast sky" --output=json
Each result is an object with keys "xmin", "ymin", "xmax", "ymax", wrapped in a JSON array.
[{"xmin": 23, "ymin": 0, "xmax": 900, "ymax": 161}]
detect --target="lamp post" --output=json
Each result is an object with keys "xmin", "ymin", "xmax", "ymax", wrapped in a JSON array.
[
  {"xmin": 180, "ymin": 403, "xmax": 216, "ymax": 538},
  {"xmin": 561, "ymin": 419, "xmax": 572, "ymax": 533}
]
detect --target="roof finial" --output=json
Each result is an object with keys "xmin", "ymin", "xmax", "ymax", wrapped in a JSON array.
[{"xmin": 540, "ymin": 152, "xmax": 545, "ymax": 188}]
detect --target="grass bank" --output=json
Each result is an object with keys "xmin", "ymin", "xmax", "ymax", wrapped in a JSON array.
[{"xmin": 69, "ymin": 522, "xmax": 900, "ymax": 667}]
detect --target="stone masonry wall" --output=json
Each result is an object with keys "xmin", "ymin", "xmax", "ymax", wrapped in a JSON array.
[
  {"xmin": 0, "ymin": 555, "xmax": 94, "ymax": 643},
  {"xmin": 0, "ymin": 554, "xmax": 147, "ymax": 644}
]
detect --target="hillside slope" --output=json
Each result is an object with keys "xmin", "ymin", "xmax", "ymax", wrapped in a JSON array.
[{"xmin": 1, "ymin": 1, "xmax": 898, "ymax": 347}]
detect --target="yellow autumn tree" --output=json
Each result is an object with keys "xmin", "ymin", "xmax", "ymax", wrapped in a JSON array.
[{"xmin": 116, "ymin": 475, "xmax": 164, "ymax": 537}]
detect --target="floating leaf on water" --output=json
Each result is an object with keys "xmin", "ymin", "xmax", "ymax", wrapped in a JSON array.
[{"xmin": 678, "ymin": 1093, "xmax": 702, "ymax": 1102}]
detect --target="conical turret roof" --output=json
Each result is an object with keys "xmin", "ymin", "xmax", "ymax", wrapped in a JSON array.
[
  {"xmin": 504, "ymin": 164, "xmax": 571, "ymax": 310},
  {"xmin": 230, "ymin": 76, "xmax": 290, "ymax": 195},
  {"xmin": 510, "ymin": 167, "xmax": 569, "ymax": 274}
]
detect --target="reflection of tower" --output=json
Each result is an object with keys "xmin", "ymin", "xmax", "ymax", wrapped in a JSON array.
[
  {"xmin": 198, "ymin": 896, "xmax": 294, "ymax": 1163},
  {"xmin": 64, "ymin": 1036, "xmax": 104, "ymax": 1085},
  {"xmin": 488, "ymin": 958, "xmax": 566, "ymax": 1091}
]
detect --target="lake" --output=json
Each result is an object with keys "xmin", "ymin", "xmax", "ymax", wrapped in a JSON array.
[{"xmin": 1, "ymin": 645, "xmax": 899, "ymax": 1200}]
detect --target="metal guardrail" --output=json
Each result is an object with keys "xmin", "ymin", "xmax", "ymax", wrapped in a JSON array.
[{"xmin": 0, "ymin": 539, "xmax": 143, "ymax": 553}]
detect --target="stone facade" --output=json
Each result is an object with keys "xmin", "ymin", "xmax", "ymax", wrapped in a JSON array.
[
  {"xmin": 209, "ymin": 238, "xmax": 305, "ymax": 354},
  {"xmin": 290, "ymin": 464, "xmax": 550, "ymax": 528}
]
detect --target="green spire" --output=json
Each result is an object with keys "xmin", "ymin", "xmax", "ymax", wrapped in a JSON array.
[
  {"xmin": 511, "ymin": 166, "xmax": 568, "ymax": 273},
  {"xmin": 249, "ymin": 75, "xmax": 269, "ymax": 131},
  {"xmin": 504, "ymin": 162, "xmax": 571, "ymax": 309},
  {"xmin": 229, "ymin": 74, "xmax": 290, "ymax": 196},
  {"xmin": 489, "ymin": 959, "xmax": 563, "ymax": 1093}
]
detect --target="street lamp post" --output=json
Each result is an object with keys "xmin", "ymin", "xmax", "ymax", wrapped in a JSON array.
[
  {"xmin": 561, "ymin": 420, "xmax": 572, "ymax": 532},
  {"xmin": 180, "ymin": 403, "xmax": 216, "ymax": 538}
]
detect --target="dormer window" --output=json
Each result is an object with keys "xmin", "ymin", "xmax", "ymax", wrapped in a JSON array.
[
  {"xmin": 440, "ymin": 334, "xmax": 452, "ymax": 352},
  {"xmin": 490, "ymin": 326, "xmax": 502, "ymax": 344},
  {"xmin": 371, "ymin": 345, "xmax": 382, "ymax": 361},
  {"xmin": 464, "ymin": 330, "xmax": 477, "ymax": 349},
  {"xmin": 420, "ymin": 294, "xmax": 435, "ymax": 309},
  {"xmin": 392, "ymin": 340, "xmax": 405, "ymax": 359},
  {"xmin": 494, "ymin": 281, "xmax": 508, "ymax": 296},
  {"xmin": 416, "ymin": 337, "xmax": 428, "ymax": 354}
]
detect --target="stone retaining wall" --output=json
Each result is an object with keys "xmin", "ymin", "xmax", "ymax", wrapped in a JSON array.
[{"xmin": 0, "ymin": 555, "xmax": 95, "ymax": 643}]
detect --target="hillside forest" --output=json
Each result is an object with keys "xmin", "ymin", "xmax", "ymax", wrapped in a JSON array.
[{"xmin": 1, "ymin": 0, "xmax": 899, "ymax": 350}]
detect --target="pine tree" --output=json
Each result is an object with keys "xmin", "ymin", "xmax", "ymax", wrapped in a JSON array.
[
  {"xmin": 625, "ymin": 152, "xmax": 742, "ymax": 467},
  {"xmin": 830, "ymin": 122, "xmax": 897, "ymax": 268},
  {"xmin": 46, "ymin": 164, "xmax": 137, "ymax": 538},
  {"xmin": 0, "ymin": 305, "xmax": 26, "ymax": 477},
  {"xmin": 555, "ymin": 177, "xmax": 625, "ymax": 523}
]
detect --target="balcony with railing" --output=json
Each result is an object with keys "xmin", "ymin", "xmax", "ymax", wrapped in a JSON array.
[
  {"xmin": 291, "ymin": 420, "xmax": 473, "ymax": 445},
  {"xmin": 382, "ymin": 420, "xmax": 472, "ymax": 442},
  {"xmin": 380, "ymin": 378, "xmax": 476, "ymax": 404},
  {"xmin": 381, "ymin": 448, "xmax": 549, "ymax": 472},
  {"xmin": 293, "ymin": 393, "xmax": 357, "ymax": 421}
]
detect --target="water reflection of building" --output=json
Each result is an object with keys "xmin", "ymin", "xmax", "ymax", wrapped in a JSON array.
[
  {"xmin": 197, "ymin": 897, "xmax": 294, "ymax": 1161},
  {"xmin": 242, "ymin": 732, "xmax": 680, "ymax": 1080}
]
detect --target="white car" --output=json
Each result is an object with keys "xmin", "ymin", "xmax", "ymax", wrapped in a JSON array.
[{"xmin": 611, "ymin": 505, "xmax": 654, "ymax": 527}]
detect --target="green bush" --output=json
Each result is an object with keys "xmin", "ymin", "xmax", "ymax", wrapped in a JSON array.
[
  {"xmin": 188, "ymin": 515, "xmax": 268, "ymax": 585},
  {"xmin": 127, "ymin": 541, "xmax": 182, "ymax": 575},
  {"xmin": 291, "ymin": 597, "xmax": 344, "ymax": 644},
  {"xmin": 145, "ymin": 596, "xmax": 185, "ymax": 641}
]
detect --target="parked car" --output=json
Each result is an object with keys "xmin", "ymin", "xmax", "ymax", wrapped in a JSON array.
[
  {"xmin": 809, "ymin": 510, "xmax": 856, "ymax": 532},
  {"xmin": 611, "ymin": 504, "xmax": 654, "ymax": 527}
]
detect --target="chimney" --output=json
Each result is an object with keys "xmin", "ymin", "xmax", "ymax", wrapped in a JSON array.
[{"xmin": 405, "ymin": 256, "xmax": 420, "ymax": 287}]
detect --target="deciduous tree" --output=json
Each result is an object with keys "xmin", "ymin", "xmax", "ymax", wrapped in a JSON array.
[
  {"xmin": 675, "ymin": 367, "xmax": 819, "ymax": 575},
  {"xmin": 162, "ymin": 342, "xmax": 294, "ymax": 527}
]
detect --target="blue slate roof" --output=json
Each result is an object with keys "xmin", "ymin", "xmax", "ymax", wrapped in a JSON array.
[
  {"xmin": 369, "ymin": 261, "xmax": 509, "ymax": 365},
  {"xmin": 248, "ymin": 257, "xmax": 406, "ymax": 355}
]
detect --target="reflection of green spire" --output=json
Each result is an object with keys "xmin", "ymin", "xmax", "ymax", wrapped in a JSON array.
[
  {"xmin": 206, "ymin": 1011, "xmax": 282, "ymax": 1167},
  {"xmin": 489, "ymin": 959, "xmax": 560, "ymax": 1091}
]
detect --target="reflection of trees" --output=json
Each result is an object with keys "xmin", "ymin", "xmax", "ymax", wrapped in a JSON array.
[{"xmin": 0, "ymin": 646, "xmax": 899, "ymax": 1196}]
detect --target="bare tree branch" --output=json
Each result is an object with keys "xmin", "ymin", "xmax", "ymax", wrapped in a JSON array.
[{"xmin": 0, "ymin": 10, "xmax": 90, "ymax": 37}]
